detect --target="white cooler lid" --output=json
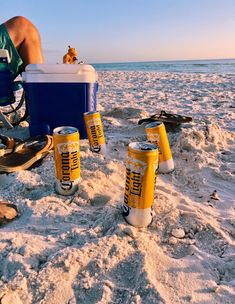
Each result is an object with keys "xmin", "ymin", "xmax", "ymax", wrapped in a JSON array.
[{"xmin": 22, "ymin": 63, "xmax": 98, "ymax": 83}]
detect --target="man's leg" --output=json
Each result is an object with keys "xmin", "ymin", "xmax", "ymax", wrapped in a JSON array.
[{"xmin": 4, "ymin": 16, "xmax": 44, "ymax": 69}]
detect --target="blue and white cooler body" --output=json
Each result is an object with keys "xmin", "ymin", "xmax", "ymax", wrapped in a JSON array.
[{"xmin": 22, "ymin": 64, "xmax": 98, "ymax": 139}]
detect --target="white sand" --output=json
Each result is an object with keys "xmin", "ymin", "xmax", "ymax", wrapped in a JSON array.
[{"xmin": 0, "ymin": 71, "xmax": 235, "ymax": 304}]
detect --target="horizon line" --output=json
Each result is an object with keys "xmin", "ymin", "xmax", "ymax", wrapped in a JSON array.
[{"xmin": 91, "ymin": 57, "xmax": 235, "ymax": 65}]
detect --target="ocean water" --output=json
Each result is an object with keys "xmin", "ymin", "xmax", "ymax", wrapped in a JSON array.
[{"xmin": 93, "ymin": 59, "xmax": 235, "ymax": 74}]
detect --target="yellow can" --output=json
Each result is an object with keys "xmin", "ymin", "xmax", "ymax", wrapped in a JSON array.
[
  {"xmin": 145, "ymin": 122, "xmax": 174, "ymax": 173},
  {"xmin": 84, "ymin": 111, "xmax": 106, "ymax": 154},
  {"xmin": 53, "ymin": 126, "xmax": 80, "ymax": 195},
  {"xmin": 123, "ymin": 142, "xmax": 158, "ymax": 227}
]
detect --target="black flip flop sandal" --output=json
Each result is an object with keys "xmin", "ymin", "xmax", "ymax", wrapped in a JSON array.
[
  {"xmin": 138, "ymin": 110, "xmax": 192, "ymax": 131},
  {"xmin": 0, "ymin": 201, "xmax": 18, "ymax": 226},
  {"xmin": 0, "ymin": 135, "xmax": 23, "ymax": 157},
  {"xmin": 0, "ymin": 135, "xmax": 53, "ymax": 173},
  {"xmin": 0, "ymin": 135, "xmax": 15, "ymax": 157}
]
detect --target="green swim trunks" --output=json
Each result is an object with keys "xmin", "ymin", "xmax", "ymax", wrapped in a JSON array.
[{"xmin": 0, "ymin": 24, "xmax": 23, "ymax": 79}]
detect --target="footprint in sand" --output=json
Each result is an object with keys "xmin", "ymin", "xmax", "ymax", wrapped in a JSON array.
[
  {"xmin": 103, "ymin": 107, "xmax": 148, "ymax": 120},
  {"xmin": 90, "ymin": 194, "xmax": 111, "ymax": 207}
]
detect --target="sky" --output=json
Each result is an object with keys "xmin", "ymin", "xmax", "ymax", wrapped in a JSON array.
[{"xmin": 0, "ymin": 0, "xmax": 234, "ymax": 63}]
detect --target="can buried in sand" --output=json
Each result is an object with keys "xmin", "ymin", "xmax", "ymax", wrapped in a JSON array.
[
  {"xmin": 123, "ymin": 142, "xmax": 158, "ymax": 228},
  {"xmin": 84, "ymin": 111, "xmax": 106, "ymax": 155},
  {"xmin": 53, "ymin": 126, "xmax": 80, "ymax": 195},
  {"xmin": 145, "ymin": 121, "xmax": 174, "ymax": 173}
]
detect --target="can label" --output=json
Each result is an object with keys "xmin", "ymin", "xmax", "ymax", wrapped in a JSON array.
[
  {"xmin": 84, "ymin": 111, "xmax": 105, "ymax": 153},
  {"xmin": 145, "ymin": 122, "xmax": 172, "ymax": 162},
  {"xmin": 53, "ymin": 127, "xmax": 80, "ymax": 183},
  {"xmin": 124, "ymin": 142, "xmax": 158, "ymax": 209}
]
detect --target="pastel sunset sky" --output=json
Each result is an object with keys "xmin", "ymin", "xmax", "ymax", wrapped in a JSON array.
[{"xmin": 1, "ymin": 0, "xmax": 234, "ymax": 63}]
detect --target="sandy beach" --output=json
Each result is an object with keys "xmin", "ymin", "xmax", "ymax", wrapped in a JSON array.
[{"xmin": 0, "ymin": 71, "xmax": 235, "ymax": 304}]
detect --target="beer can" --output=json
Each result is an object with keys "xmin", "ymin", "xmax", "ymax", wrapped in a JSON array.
[
  {"xmin": 122, "ymin": 142, "xmax": 158, "ymax": 228},
  {"xmin": 145, "ymin": 122, "xmax": 174, "ymax": 173},
  {"xmin": 53, "ymin": 126, "xmax": 80, "ymax": 195},
  {"xmin": 84, "ymin": 111, "xmax": 106, "ymax": 155}
]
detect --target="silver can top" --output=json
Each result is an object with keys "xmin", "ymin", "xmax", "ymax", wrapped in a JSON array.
[
  {"xmin": 84, "ymin": 111, "xmax": 99, "ymax": 116},
  {"xmin": 129, "ymin": 142, "xmax": 158, "ymax": 151},
  {"xmin": 145, "ymin": 121, "xmax": 163, "ymax": 129},
  {"xmin": 53, "ymin": 126, "xmax": 78, "ymax": 135}
]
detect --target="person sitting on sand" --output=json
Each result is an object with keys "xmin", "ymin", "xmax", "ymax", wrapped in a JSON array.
[
  {"xmin": 0, "ymin": 16, "xmax": 43, "ymax": 79},
  {"xmin": 0, "ymin": 16, "xmax": 43, "ymax": 220}
]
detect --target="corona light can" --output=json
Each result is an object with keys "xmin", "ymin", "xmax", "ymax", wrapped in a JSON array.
[
  {"xmin": 122, "ymin": 142, "xmax": 158, "ymax": 228},
  {"xmin": 53, "ymin": 126, "xmax": 80, "ymax": 195},
  {"xmin": 145, "ymin": 122, "xmax": 174, "ymax": 173},
  {"xmin": 84, "ymin": 111, "xmax": 106, "ymax": 155}
]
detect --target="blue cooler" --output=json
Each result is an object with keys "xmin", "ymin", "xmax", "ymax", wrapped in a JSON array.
[{"xmin": 22, "ymin": 64, "xmax": 98, "ymax": 138}]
